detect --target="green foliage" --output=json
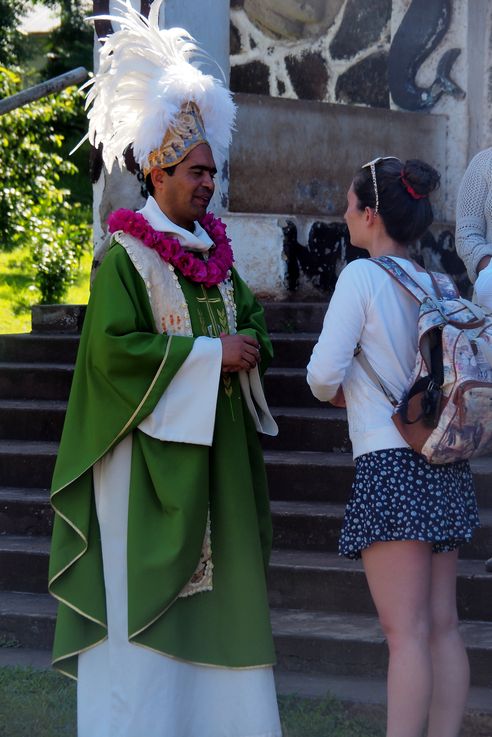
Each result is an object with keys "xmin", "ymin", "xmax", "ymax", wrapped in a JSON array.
[
  {"xmin": 43, "ymin": 0, "xmax": 94, "ymax": 79},
  {"xmin": 0, "ymin": 1, "xmax": 29, "ymax": 66},
  {"xmin": 0, "ymin": 66, "xmax": 91, "ymax": 304}
]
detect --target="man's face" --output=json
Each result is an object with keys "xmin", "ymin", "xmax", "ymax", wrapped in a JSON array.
[{"xmin": 152, "ymin": 143, "xmax": 217, "ymax": 231}]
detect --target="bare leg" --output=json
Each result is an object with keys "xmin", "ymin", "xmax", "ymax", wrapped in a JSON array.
[
  {"xmin": 426, "ymin": 549, "xmax": 469, "ymax": 737},
  {"xmin": 362, "ymin": 541, "xmax": 433, "ymax": 737}
]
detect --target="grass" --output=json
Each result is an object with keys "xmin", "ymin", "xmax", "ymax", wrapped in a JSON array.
[
  {"xmin": 0, "ymin": 667, "xmax": 76, "ymax": 737},
  {"xmin": 0, "ymin": 246, "xmax": 91, "ymax": 335},
  {"xmin": 279, "ymin": 693, "xmax": 384, "ymax": 736},
  {"xmin": 0, "ymin": 666, "xmax": 386, "ymax": 737}
]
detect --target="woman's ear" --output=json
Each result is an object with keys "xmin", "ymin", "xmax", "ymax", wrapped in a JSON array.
[{"xmin": 364, "ymin": 206, "xmax": 376, "ymax": 225}]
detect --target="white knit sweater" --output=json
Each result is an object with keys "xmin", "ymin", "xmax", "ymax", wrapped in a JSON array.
[
  {"xmin": 456, "ymin": 148, "xmax": 492, "ymax": 284},
  {"xmin": 307, "ymin": 257, "xmax": 436, "ymax": 459}
]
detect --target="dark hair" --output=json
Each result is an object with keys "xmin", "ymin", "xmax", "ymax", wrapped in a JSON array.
[
  {"xmin": 353, "ymin": 158, "xmax": 440, "ymax": 244},
  {"xmin": 144, "ymin": 166, "xmax": 176, "ymax": 197}
]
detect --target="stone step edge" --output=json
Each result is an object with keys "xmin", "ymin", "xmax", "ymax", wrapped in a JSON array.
[
  {"xmin": 0, "ymin": 362, "xmax": 74, "ymax": 370},
  {"xmin": 270, "ymin": 608, "xmax": 492, "ymax": 649},
  {"xmin": 0, "ymin": 535, "xmax": 489, "ymax": 579},
  {"xmin": 2, "ymin": 591, "xmax": 491, "ymax": 650},
  {"xmin": 274, "ymin": 669, "xmax": 492, "ymax": 716}
]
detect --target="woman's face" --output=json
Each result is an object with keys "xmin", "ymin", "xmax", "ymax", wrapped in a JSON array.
[{"xmin": 344, "ymin": 183, "xmax": 368, "ymax": 249}]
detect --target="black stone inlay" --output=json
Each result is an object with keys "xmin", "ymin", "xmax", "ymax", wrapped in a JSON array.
[
  {"xmin": 283, "ymin": 221, "xmax": 468, "ymax": 296},
  {"xmin": 330, "ymin": 0, "xmax": 391, "ymax": 60},
  {"xmin": 283, "ymin": 220, "xmax": 368, "ymax": 293},
  {"xmin": 230, "ymin": 21, "xmax": 241, "ymax": 55},
  {"xmin": 336, "ymin": 52, "xmax": 389, "ymax": 108},
  {"xmin": 230, "ymin": 60, "xmax": 270, "ymax": 95},
  {"xmin": 416, "ymin": 230, "xmax": 470, "ymax": 296},
  {"xmin": 388, "ymin": 0, "xmax": 464, "ymax": 111},
  {"xmin": 285, "ymin": 50, "xmax": 328, "ymax": 101},
  {"xmin": 89, "ymin": 143, "xmax": 104, "ymax": 184},
  {"xmin": 277, "ymin": 78, "xmax": 286, "ymax": 95}
]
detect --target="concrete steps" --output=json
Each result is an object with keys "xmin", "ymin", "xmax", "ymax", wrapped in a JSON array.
[
  {"xmin": 0, "ymin": 439, "xmax": 58, "ymax": 488},
  {"xmin": 0, "ymin": 303, "xmax": 491, "ymax": 709},
  {"xmin": 1, "ymin": 587, "xmax": 491, "ymax": 689},
  {"xmin": 0, "ymin": 590, "xmax": 56, "ymax": 649},
  {"xmin": 269, "ymin": 550, "xmax": 492, "ymax": 621},
  {"xmin": 271, "ymin": 608, "xmax": 492, "ymax": 689}
]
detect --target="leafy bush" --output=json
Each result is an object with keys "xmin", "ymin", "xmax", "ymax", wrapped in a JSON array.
[
  {"xmin": 0, "ymin": 1, "xmax": 29, "ymax": 66},
  {"xmin": 0, "ymin": 66, "xmax": 91, "ymax": 303}
]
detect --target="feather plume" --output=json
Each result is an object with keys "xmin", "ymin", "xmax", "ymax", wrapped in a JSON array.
[{"xmin": 84, "ymin": 0, "xmax": 236, "ymax": 174}]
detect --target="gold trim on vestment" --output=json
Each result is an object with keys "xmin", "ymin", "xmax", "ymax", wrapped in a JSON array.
[
  {"xmin": 52, "ymin": 634, "xmax": 109, "ymax": 680},
  {"xmin": 49, "ymin": 339, "xmax": 174, "ymax": 621},
  {"xmin": 130, "ymin": 638, "xmax": 275, "ymax": 670}
]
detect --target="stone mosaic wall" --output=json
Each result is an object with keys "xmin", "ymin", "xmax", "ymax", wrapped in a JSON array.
[
  {"xmin": 229, "ymin": 0, "xmax": 476, "ymax": 297},
  {"xmin": 230, "ymin": 0, "xmax": 463, "ymax": 113}
]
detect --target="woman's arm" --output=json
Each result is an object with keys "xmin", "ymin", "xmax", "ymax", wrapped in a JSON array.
[
  {"xmin": 307, "ymin": 261, "xmax": 369, "ymax": 402},
  {"xmin": 456, "ymin": 151, "xmax": 492, "ymax": 283}
]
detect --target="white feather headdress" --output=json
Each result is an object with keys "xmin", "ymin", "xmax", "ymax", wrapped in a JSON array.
[{"xmin": 82, "ymin": 0, "xmax": 236, "ymax": 175}]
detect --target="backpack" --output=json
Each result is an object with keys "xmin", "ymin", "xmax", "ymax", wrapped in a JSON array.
[{"xmin": 355, "ymin": 255, "xmax": 492, "ymax": 464}]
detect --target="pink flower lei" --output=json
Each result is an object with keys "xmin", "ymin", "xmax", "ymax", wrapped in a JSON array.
[{"xmin": 107, "ymin": 209, "xmax": 233, "ymax": 288}]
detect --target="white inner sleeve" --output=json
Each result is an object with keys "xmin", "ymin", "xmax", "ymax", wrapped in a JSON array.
[
  {"xmin": 138, "ymin": 336, "xmax": 222, "ymax": 446},
  {"xmin": 239, "ymin": 366, "xmax": 278, "ymax": 436},
  {"xmin": 474, "ymin": 262, "xmax": 492, "ymax": 312}
]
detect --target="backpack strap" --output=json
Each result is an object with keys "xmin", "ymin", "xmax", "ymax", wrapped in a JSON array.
[
  {"xmin": 371, "ymin": 255, "xmax": 460, "ymax": 303},
  {"xmin": 429, "ymin": 270, "xmax": 460, "ymax": 299},
  {"xmin": 354, "ymin": 344, "xmax": 399, "ymax": 407},
  {"xmin": 370, "ymin": 256, "xmax": 430, "ymax": 304}
]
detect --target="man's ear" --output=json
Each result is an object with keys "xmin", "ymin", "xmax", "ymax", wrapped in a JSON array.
[{"xmin": 150, "ymin": 167, "xmax": 166, "ymax": 191}]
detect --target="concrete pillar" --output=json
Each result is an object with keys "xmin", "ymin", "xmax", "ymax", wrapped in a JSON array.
[
  {"xmin": 92, "ymin": 0, "xmax": 230, "ymax": 268},
  {"xmin": 466, "ymin": 0, "xmax": 492, "ymax": 161}
]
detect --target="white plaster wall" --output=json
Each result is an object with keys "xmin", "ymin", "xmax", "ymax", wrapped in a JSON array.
[{"xmin": 223, "ymin": 213, "xmax": 287, "ymax": 297}]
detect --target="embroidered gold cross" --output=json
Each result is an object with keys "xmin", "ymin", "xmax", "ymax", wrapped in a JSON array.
[
  {"xmin": 196, "ymin": 286, "xmax": 222, "ymax": 337},
  {"xmin": 197, "ymin": 286, "xmax": 236, "ymax": 421}
]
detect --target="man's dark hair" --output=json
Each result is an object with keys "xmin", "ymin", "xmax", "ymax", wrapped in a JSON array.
[{"xmin": 145, "ymin": 166, "xmax": 176, "ymax": 197}]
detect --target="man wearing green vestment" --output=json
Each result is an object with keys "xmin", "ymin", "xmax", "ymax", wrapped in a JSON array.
[{"xmin": 48, "ymin": 3, "xmax": 282, "ymax": 736}]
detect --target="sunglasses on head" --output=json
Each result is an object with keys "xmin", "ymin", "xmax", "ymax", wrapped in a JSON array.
[{"xmin": 361, "ymin": 156, "xmax": 400, "ymax": 214}]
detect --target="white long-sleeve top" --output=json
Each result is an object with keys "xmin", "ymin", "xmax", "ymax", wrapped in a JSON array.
[
  {"xmin": 456, "ymin": 147, "xmax": 492, "ymax": 284},
  {"xmin": 307, "ymin": 257, "xmax": 436, "ymax": 459}
]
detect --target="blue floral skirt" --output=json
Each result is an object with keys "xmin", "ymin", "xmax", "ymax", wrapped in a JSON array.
[{"xmin": 339, "ymin": 448, "xmax": 480, "ymax": 559}]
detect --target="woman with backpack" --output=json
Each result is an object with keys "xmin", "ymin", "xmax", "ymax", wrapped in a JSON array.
[{"xmin": 307, "ymin": 157, "xmax": 479, "ymax": 737}]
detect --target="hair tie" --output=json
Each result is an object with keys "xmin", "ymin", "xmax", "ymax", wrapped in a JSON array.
[{"xmin": 400, "ymin": 172, "xmax": 427, "ymax": 200}]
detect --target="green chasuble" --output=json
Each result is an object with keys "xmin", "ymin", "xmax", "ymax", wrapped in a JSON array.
[{"xmin": 49, "ymin": 241, "xmax": 276, "ymax": 679}]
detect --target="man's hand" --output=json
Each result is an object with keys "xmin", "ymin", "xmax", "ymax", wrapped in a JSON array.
[{"xmin": 220, "ymin": 333, "xmax": 259, "ymax": 372}]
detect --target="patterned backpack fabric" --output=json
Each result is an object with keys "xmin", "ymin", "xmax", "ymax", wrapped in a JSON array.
[{"xmin": 359, "ymin": 256, "xmax": 492, "ymax": 464}]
